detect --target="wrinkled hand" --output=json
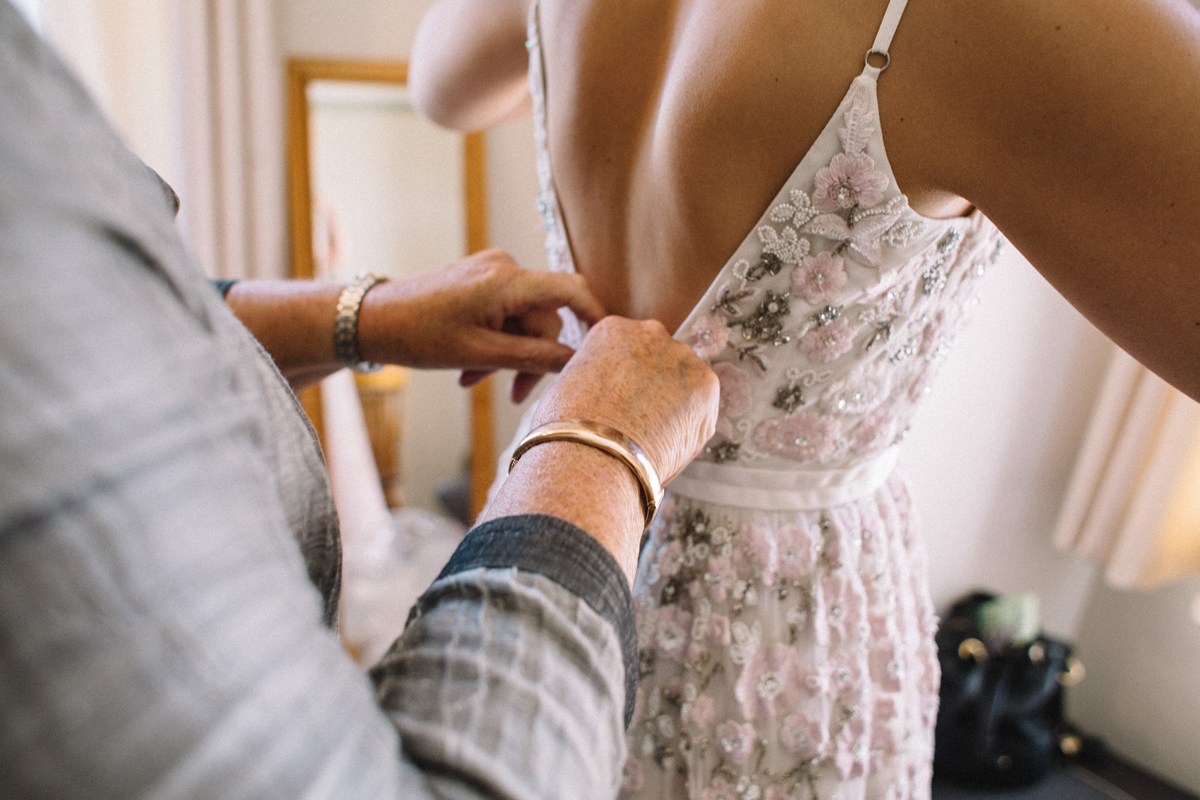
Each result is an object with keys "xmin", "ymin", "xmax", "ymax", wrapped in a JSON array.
[
  {"xmin": 357, "ymin": 249, "xmax": 605, "ymax": 402},
  {"xmin": 532, "ymin": 316, "xmax": 720, "ymax": 483}
]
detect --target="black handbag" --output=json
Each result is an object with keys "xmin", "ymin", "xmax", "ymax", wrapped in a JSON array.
[{"xmin": 933, "ymin": 592, "xmax": 1086, "ymax": 789}]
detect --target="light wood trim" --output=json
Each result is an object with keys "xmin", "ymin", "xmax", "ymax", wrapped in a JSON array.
[
  {"xmin": 299, "ymin": 385, "xmax": 325, "ymax": 455},
  {"xmin": 465, "ymin": 132, "xmax": 496, "ymax": 521},
  {"xmin": 464, "ymin": 132, "xmax": 489, "ymax": 254},
  {"xmin": 285, "ymin": 58, "xmax": 495, "ymax": 521}
]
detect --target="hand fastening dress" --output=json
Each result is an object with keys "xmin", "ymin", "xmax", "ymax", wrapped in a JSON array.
[{"xmin": 523, "ymin": 0, "xmax": 1004, "ymax": 796}]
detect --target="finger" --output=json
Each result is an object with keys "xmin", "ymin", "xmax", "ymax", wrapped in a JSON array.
[
  {"xmin": 508, "ymin": 271, "xmax": 606, "ymax": 325},
  {"xmin": 459, "ymin": 368, "xmax": 495, "ymax": 387},
  {"xmin": 469, "ymin": 328, "xmax": 578, "ymax": 373},
  {"xmin": 510, "ymin": 371, "xmax": 545, "ymax": 403},
  {"xmin": 506, "ymin": 306, "xmax": 564, "ymax": 340}
]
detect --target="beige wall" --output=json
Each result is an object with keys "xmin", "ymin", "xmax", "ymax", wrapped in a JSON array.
[{"xmin": 1070, "ymin": 578, "xmax": 1200, "ymax": 794}]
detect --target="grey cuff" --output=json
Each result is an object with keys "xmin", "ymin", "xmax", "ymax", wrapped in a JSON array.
[
  {"xmin": 433, "ymin": 514, "xmax": 638, "ymax": 726},
  {"xmin": 210, "ymin": 279, "xmax": 238, "ymax": 298}
]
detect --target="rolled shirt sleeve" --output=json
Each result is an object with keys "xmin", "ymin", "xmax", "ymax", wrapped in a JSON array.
[{"xmin": 372, "ymin": 516, "xmax": 636, "ymax": 800}]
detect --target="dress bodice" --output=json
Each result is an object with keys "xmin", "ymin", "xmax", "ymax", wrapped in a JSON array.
[{"xmin": 527, "ymin": 1, "xmax": 1004, "ymax": 477}]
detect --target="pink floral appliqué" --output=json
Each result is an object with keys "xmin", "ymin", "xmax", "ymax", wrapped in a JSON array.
[
  {"xmin": 733, "ymin": 523, "xmax": 777, "ymax": 583},
  {"xmin": 834, "ymin": 715, "xmax": 868, "ymax": 780},
  {"xmin": 753, "ymin": 411, "xmax": 839, "ymax": 463},
  {"xmin": 869, "ymin": 642, "xmax": 903, "ymax": 692},
  {"xmin": 657, "ymin": 541, "xmax": 686, "ymax": 578},
  {"xmin": 799, "ymin": 317, "xmax": 857, "ymax": 363},
  {"xmin": 713, "ymin": 362, "xmax": 753, "ymax": 418},
  {"xmin": 812, "ymin": 152, "xmax": 889, "ymax": 212},
  {"xmin": 702, "ymin": 777, "xmax": 739, "ymax": 800},
  {"xmin": 776, "ymin": 523, "xmax": 819, "ymax": 580},
  {"xmin": 708, "ymin": 614, "xmax": 732, "ymax": 646},
  {"xmin": 830, "ymin": 653, "xmax": 865, "ymax": 698},
  {"xmin": 791, "ymin": 251, "xmax": 848, "ymax": 306},
  {"xmin": 621, "ymin": 756, "xmax": 644, "ymax": 792},
  {"xmin": 656, "ymin": 606, "xmax": 692, "ymax": 659},
  {"xmin": 801, "ymin": 668, "xmax": 830, "ymax": 696},
  {"xmin": 780, "ymin": 712, "xmax": 827, "ymax": 760},
  {"xmin": 852, "ymin": 412, "xmax": 896, "ymax": 456},
  {"xmin": 689, "ymin": 313, "xmax": 730, "ymax": 360},
  {"xmin": 715, "ymin": 720, "xmax": 757, "ymax": 764},
  {"xmin": 870, "ymin": 723, "xmax": 899, "ymax": 772},
  {"xmin": 821, "ymin": 574, "xmax": 863, "ymax": 646},
  {"xmin": 735, "ymin": 643, "xmax": 805, "ymax": 720},
  {"xmin": 822, "ymin": 365, "xmax": 891, "ymax": 416},
  {"xmin": 687, "ymin": 694, "xmax": 716, "ymax": 728},
  {"xmin": 703, "ymin": 556, "xmax": 737, "ymax": 603}
]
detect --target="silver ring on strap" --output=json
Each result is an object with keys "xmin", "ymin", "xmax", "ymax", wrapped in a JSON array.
[{"xmin": 864, "ymin": 49, "xmax": 891, "ymax": 72}]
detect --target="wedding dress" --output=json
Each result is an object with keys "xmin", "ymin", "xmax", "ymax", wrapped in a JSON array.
[{"xmin": 523, "ymin": 0, "xmax": 1004, "ymax": 796}]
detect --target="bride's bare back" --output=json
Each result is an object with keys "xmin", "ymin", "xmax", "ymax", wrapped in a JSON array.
[
  {"xmin": 412, "ymin": 0, "xmax": 1200, "ymax": 399},
  {"xmin": 539, "ymin": 0, "xmax": 981, "ymax": 330}
]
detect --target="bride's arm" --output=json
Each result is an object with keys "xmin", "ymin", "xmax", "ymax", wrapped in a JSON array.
[
  {"xmin": 409, "ymin": 0, "xmax": 533, "ymax": 130},
  {"xmin": 898, "ymin": 0, "xmax": 1200, "ymax": 400}
]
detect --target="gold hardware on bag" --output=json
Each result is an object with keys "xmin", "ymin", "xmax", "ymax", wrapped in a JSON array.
[
  {"xmin": 958, "ymin": 637, "xmax": 988, "ymax": 662},
  {"xmin": 1057, "ymin": 656, "xmax": 1086, "ymax": 687},
  {"xmin": 1059, "ymin": 733, "xmax": 1083, "ymax": 756}
]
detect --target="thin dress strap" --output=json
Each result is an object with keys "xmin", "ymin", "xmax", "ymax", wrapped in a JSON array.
[{"xmin": 865, "ymin": 0, "xmax": 909, "ymax": 75}]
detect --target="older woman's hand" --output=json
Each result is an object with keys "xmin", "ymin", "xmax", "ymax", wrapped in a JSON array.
[
  {"xmin": 359, "ymin": 248, "xmax": 605, "ymax": 402},
  {"xmin": 531, "ymin": 316, "xmax": 719, "ymax": 484},
  {"xmin": 480, "ymin": 316, "xmax": 719, "ymax": 583},
  {"xmin": 225, "ymin": 249, "xmax": 604, "ymax": 396}
]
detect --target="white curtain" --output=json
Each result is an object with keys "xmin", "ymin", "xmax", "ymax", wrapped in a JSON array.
[
  {"xmin": 32, "ymin": 0, "xmax": 288, "ymax": 280},
  {"xmin": 1055, "ymin": 347, "xmax": 1200, "ymax": 621},
  {"xmin": 173, "ymin": 0, "xmax": 287, "ymax": 279}
]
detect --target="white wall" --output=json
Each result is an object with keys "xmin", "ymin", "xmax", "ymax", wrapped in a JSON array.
[
  {"xmin": 280, "ymin": 0, "xmax": 421, "ymax": 60},
  {"xmin": 1069, "ymin": 578, "xmax": 1200, "ymax": 794}
]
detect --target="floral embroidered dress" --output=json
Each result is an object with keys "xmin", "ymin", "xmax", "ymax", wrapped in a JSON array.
[{"xmin": 523, "ymin": 0, "xmax": 1004, "ymax": 797}]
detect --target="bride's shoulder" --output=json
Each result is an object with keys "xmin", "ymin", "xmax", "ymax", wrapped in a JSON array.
[
  {"xmin": 883, "ymin": 0, "xmax": 1200, "ymax": 201},
  {"xmin": 893, "ymin": 0, "xmax": 1200, "ymax": 400}
]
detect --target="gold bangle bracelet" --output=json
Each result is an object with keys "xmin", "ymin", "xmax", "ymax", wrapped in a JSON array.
[{"xmin": 509, "ymin": 420, "xmax": 664, "ymax": 530}]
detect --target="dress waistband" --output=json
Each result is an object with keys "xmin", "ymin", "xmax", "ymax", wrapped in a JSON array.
[{"xmin": 665, "ymin": 446, "xmax": 900, "ymax": 511}]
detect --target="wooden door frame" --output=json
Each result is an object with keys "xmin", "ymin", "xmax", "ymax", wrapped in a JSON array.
[{"xmin": 285, "ymin": 57, "xmax": 495, "ymax": 520}]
